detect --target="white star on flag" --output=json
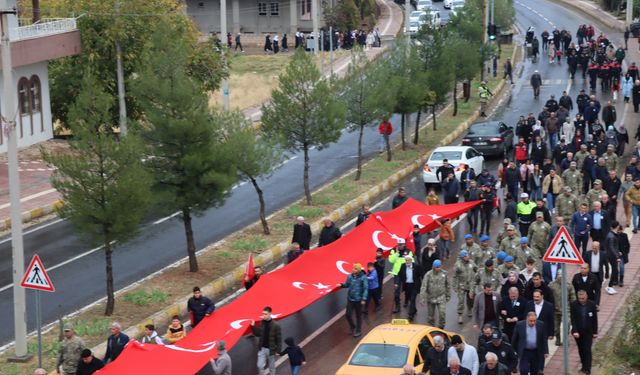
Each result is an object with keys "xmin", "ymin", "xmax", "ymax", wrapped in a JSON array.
[
  {"xmin": 429, "ymin": 214, "xmax": 442, "ymax": 220},
  {"xmin": 313, "ymin": 282, "xmax": 330, "ymax": 290}
]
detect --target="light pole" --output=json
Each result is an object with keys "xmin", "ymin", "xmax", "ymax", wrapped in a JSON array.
[
  {"xmin": 115, "ymin": 0, "xmax": 127, "ymax": 136},
  {"xmin": 627, "ymin": 0, "xmax": 633, "ymax": 30},
  {"xmin": 221, "ymin": 0, "xmax": 230, "ymax": 110},
  {"xmin": 1, "ymin": 3, "xmax": 30, "ymax": 361}
]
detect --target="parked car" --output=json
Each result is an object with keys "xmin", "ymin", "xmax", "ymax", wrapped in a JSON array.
[
  {"xmin": 461, "ymin": 121, "xmax": 514, "ymax": 157},
  {"xmin": 443, "ymin": 0, "xmax": 463, "ymax": 9},
  {"xmin": 416, "ymin": 0, "xmax": 433, "ymax": 11},
  {"xmin": 335, "ymin": 319, "xmax": 463, "ymax": 375},
  {"xmin": 447, "ymin": 0, "xmax": 466, "ymax": 15},
  {"xmin": 422, "ymin": 146, "xmax": 484, "ymax": 188}
]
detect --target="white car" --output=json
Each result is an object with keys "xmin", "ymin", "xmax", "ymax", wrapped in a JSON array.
[
  {"xmin": 448, "ymin": 0, "xmax": 466, "ymax": 15},
  {"xmin": 422, "ymin": 146, "xmax": 484, "ymax": 187},
  {"xmin": 409, "ymin": 12, "xmax": 428, "ymax": 33},
  {"xmin": 443, "ymin": 0, "xmax": 463, "ymax": 8},
  {"xmin": 416, "ymin": 0, "xmax": 433, "ymax": 11}
]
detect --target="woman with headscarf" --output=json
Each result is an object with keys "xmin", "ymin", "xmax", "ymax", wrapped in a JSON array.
[
  {"xmin": 264, "ymin": 34, "xmax": 272, "ymax": 53},
  {"xmin": 273, "ymin": 34, "xmax": 279, "ymax": 54}
]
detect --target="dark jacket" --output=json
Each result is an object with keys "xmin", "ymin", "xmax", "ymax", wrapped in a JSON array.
[
  {"xmin": 280, "ymin": 338, "xmax": 306, "ymax": 366},
  {"xmin": 583, "ymin": 250, "xmax": 607, "ymax": 274},
  {"xmin": 511, "ymin": 320, "xmax": 549, "ymax": 364},
  {"xmin": 500, "ymin": 296, "xmax": 527, "ymax": 322},
  {"xmin": 355, "ymin": 211, "xmax": 370, "ymax": 226},
  {"xmin": 398, "ymin": 263, "xmax": 424, "ymax": 292},
  {"xmin": 485, "ymin": 341, "xmax": 518, "ymax": 372},
  {"xmin": 75, "ymin": 356, "xmax": 104, "ymax": 375},
  {"xmin": 559, "ymin": 95, "xmax": 574, "ymax": 111},
  {"xmin": 525, "ymin": 300, "xmax": 555, "ymax": 338},
  {"xmin": 392, "ymin": 194, "xmax": 408, "ymax": 209},
  {"xmin": 340, "ymin": 271, "xmax": 368, "ymax": 302},
  {"xmin": 252, "ymin": 319, "xmax": 282, "ymax": 355},
  {"xmin": 292, "ymin": 222, "xmax": 312, "ymax": 249},
  {"xmin": 571, "ymin": 272, "xmax": 601, "ymax": 303},
  {"xmin": 602, "ymin": 105, "xmax": 617, "ymax": 124},
  {"xmin": 187, "ymin": 296, "xmax": 215, "ymax": 326},
  {"xmin": 589, "ymin": 209, "xmax": 610, "ymax": 232},
  {"xmin": 604, "ymin": 230, "xmax": 621, "ymax": 264},
  {"xmin": 318, "ymin": 224, "xmax": 341, "ymax": 247},
  {"xmin": 478, "ymin": 361, "xmax": 511, "ymax": 375},
  {"xmin": 570, "ymin": 299, "xmax": 598, "ymax": 335},
  {"xmin": 619, "ymin": 232, "xmax": 630, "ymax": 263},
  {"xmin": 424, "ymin": 347, "xmax": 449, "ymax": 375},
  {"xmin": 104, "ymin": 332, "xmax": 130, "ymax": 363},
  {"xmin": 442, "ymin": 177, "xmax": 461, "ymax": 201}
]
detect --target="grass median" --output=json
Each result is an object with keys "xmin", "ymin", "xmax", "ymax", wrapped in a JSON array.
[{"xmin": 0, "ymin": 42, "xmax": 514, "ymax": 375}]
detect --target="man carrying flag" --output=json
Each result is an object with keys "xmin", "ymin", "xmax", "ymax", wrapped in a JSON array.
[{"xmin": 242, "ymin": 254, "xmax": 262, "ymax": 290}]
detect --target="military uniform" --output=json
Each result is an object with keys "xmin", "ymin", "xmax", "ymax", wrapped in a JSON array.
[
  {"xmin": 474, "ymin": 267, "xmax": 502, "ymax": 294},
  {"xmin": 574, "ymin": 150, "xmax": 589, "ymax": 171},
  {"xmin": 514, "ymin": 245, "xmax": 540, "ymax": 269},
  {"xmin": 499, "ymin": 235, "xmax": 520, "ymax": 257},
  {"xmin": 475, "ymin": 246, "xmax": 496, "ymax": 266},
  {"xmin": 495, "ymin": 228, "xmax": 508, "ymax": 248},
  {"xmin": 555, "ymin": 193, "xmax": 580, "ymax": 222},
  {"xmin": 453, "ymin": 259, "xmax": 477, "ymax": 319},
  {"xmin": 497, "ymin": 263, "xmax": 520, "ymax": 279},
  {"xmin": 561, "ymin": 169, "xmax": 583, "ymax": 197},
  {"xmin": 585, "ymin": 188, "xmax": 604, "ymax": 209},
  {"xmin": 420, "ymin": 269, "xmax": 450, "ymax": 329},
  {"xmin": 58, "ymin": 335, "xmax": 85, "ymax": 375},
  {"xmin": 461, "ymin": 243, "xmax": 482, "ymax": 261},
  {"xmin": 549, "ymin": 277, "xmax": 576, "ymax": 345},
  {"xmin": 527, "ymin": 221, "xmax": 551, "ymax": 258},
  {"xmin": 603, "ymin": 151, "xmax": 618, "ymax": 171}
]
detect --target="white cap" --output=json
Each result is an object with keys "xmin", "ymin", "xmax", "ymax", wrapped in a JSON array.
[
  {"xmin": 296, "ymin": 216, "xmax": 304, "ymax": 221},
  {"xmin": 520, "ymin": 192, "xmax": 529, "ymax": 198}
]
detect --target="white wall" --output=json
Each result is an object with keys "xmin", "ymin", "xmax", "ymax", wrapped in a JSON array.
[{"xmin": 0, "ymin": 61, "xmax": 52, "ymax": 153}]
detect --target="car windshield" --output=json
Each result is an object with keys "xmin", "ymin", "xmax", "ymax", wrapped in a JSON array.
[
  {"xmin": 349, "ymin": 344, "xmax": 409, "ymax": 368},
  {"xmin": 468, "ymin": 124, "xmax": 498, "ymax": 135},
  {"xmin": 452, "ymin": 0, "xmax": 465, "ymax": 6},
  {"xmin": 411, "ymin": 11, "xmax": 423, "ymax": 18},
  {"xmin": 430, "ymin": 151, "xmax": 462, "ymax": 161}
]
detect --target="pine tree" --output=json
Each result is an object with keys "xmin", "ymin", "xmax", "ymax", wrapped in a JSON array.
[{"xmin": 42, "ymin": 73, "xmax": 152, "ymax": 316}]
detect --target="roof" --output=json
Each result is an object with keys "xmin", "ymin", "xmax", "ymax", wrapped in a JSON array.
[
  {"xmin": 359, "ymin": 323, "xmax": 433, "ymax": 345},
  {"xmin": 431, "ymin": 145, "xmax": 472, "ymax": 151}
]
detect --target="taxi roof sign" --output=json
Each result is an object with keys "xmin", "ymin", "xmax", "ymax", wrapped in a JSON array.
[
  {"xmin": 543, "ymin": 226, "xmax": 584, "ymax": 265},
  {"xmin": 20, "ymin": 254, "xmax": 55, "ymax": 292},
  {"xmin": 391, "ymin": 319, "xmax": 410, "ymax": 325}
]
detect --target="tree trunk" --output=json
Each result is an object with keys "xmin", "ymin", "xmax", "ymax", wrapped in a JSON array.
[
  {"xmin": 453, "ymin": 83, "xmax": 458, "ymax": 117},
  {"xmin": 355, "ymin": 124, "xmax": 364, "ymax": 181},
  {"xmin": 104, "ymin": 240, "xmax": 115, "ymax": 316},
  {"xmin": 432, "ymin": 105, "xmax": 437, "ymax": 131},
  {"xmin": 182, "ymin": 207, "xmax": 199, "ymax": 272},
  {"xmin": 250, "ymin": 176, "xmax": 270, "ymax": 235},
  {"xmin": 303, "ymin": 144, "xmax": 312, "ymax": 205},
  {"xmin": 413, "ymin": 109, "xmax": 421, "ymax": 145},
  {"xmin": 385, "ymin": 133, "xmax": 392, "ymax": 161},
  {"xmin": 400, "ymin": 114, "xmax": 406, "ymax": 150},
  {"xmin": 32, "ymin": 0, "xmax": 41, "ymax": 23}
]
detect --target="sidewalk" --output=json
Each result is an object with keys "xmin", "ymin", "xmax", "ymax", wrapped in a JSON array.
[{"xmin": 0, "ymin": 0, "xmax": 404, "ymax": 231}]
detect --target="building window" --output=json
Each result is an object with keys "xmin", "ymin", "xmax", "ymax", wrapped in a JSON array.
[
  {"xmin": 30, "ymin": 76, "xmax": 41, "ymax": 114},
  {"xmin": 18, "ymin": 77, "xmax": 30, "ymax": 115},
  {"xmin": 258, "ymin": 2, "xmax": 267, "ymax": 15},
  {"xmin": 270, "ymin": 2, "xmax": 279, "ymax": 15},
  {"xmin": 300, "ymin": 0, "xmax": 311, "ymax": 20},
  {"xmin": 198, "ymin": 1, "xmax": 204, "ymax": 7}
]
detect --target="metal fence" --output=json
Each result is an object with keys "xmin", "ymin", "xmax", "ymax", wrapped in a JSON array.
[{"xmin": 11, "ymin": 18, "xmax": 77, "ymax": 41}]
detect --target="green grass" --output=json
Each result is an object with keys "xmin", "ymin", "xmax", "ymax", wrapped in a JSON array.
[
  {"xmin": 231, "ymin": 238, "xmax": 269, "ymax": 252},
  {"xmin": 332, "ymin": 181, "xmax": 357, "ymax": 194},
  {"xmin": 311, "ymin": 194, "xmax": 332, "ymax": 205},
  {"xmin": 70, "ymin": 318, "xmax": 110, "ymax": 337},
  {"xmin": 228, "ymin": 54, "xmax": 291, "ymax": 75},
  {"xmin": 123, "ymin": 289, "xmax": 167, "ymax": 307},
  {"xmin": 286, "ymin": 205, "xmax": 324, "ymax": 218}
]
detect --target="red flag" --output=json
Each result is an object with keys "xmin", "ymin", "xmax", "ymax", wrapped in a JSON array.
[{"xmin": 241, "ymin": 254, "xmax": 255, "ymax": 288}]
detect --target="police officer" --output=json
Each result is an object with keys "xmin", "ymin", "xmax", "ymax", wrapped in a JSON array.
[
  {"xmin": 485, "ymin": 331, "xmax": 519, "ymax": 373},
  {"xmin": 420, "ymin": 260, "xmax": 450, "ymax": 329},
  {"xmin": 389, "ymin": 239, "xmax": 413, "ymax": 313},
  {"xmin": 555, "ymin": 186, "xmax": 580, "ymax": 223},
  {"xmin": 516, "ymin": 193, "xmax": 536, "ymax": 235},
  {"xmin": 454, "ymin": 250, "xmax": 477, "ymax": 324},
  {"xmin": 57, "ymin": 324, "xmax": 85, "ymax": 375},
  {"xmin": 527, "ymin": 212, "xmax": 551, "ymax": 258},
  {"xmin": 479, "ymin": 81, "xmax": 494, "ymax": 117}
]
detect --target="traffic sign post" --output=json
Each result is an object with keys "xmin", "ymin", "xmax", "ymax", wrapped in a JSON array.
[
  {"xmin": 20, "ymin": 254, "xmax": 55, "ymax": 368},
  {"xmin": 543, "ymin": 226, "xmax": 583, "ymax": 375}
]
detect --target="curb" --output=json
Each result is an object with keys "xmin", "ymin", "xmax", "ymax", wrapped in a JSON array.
[
  {"xmin": 84, "ymin": 39, "xmax": 519, "ymax": 359},
  {"xmin": 0, "ymin": 199, "xmax": 64, "ymax": 232},
  {"xmin": 554, "ymin": 0, "xmax": 625, "ymax": 32}
]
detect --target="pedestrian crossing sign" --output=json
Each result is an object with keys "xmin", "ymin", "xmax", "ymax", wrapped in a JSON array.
[
  {"xmin": 20, "ymin": 254, "xmax": 55, "ymax": 292},
  {"xmin": 543, "ymin": 226, "xmax": 584, "ymax": 265}
]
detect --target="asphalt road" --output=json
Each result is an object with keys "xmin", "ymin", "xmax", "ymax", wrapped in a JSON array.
[{"xmin": 199, "ymin": 0, "xmax": 624, "ymax": 373}]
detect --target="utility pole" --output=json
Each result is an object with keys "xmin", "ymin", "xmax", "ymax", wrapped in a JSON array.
[
  {"xmin": 220, "ymin": 0, "xmax": 229, "ymax": 109},
  {"xmin": 404, "ymin": 0, "xmax": 410, "ymax": 40},
  {"xmin": 312, "ymin": 0, "xmax": 318, "ymax": 54},
  {"xmin": 1, "ymin": 4, "xmax": 30, "ymax": 362},
  {"xmin": 627, "ymin": 0, "xmax": 634, "ymax": 29},
  {"xmin": 481, "ymin": 0, "xmax": 489, "ymax": 81},
  {"xmin": 115, "ymin": 0, "xmax": 127, "ymax": 136}
]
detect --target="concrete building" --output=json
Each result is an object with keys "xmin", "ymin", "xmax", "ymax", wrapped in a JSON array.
[
  {"xmin": 185, "ymin": 0, "xmax": 331, "ymax": 36},
  {"xmin": 0, "ymin": 7, "xmax": 81, "ymax": 153}
]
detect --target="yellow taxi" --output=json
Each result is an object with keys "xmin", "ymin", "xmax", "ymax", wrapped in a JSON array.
[{"xmin": 335, "ymin": 319, "xmax": 462, "ymax": 375}]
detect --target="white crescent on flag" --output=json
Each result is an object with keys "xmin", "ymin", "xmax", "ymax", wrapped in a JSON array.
[
  {"xmin": 336, "ymin": 260, "xmax": 351, "ymax": 275},
  {"xmin": 165, "ymin": 341, "xmax": 217, "ymax": 353},
  {"xmin": 411, "ymin": 214, "xmax": 427, "ymax": 228},
  {"xmin": 292, "ymin": 281, "xmax": 307, "ymax": 290},
  {"xmin": 229, "ymin": 319, "xmax": 252, "ymax": 330},
  {"xmin": 372, "ymin": 230, "xmax": 393, "ymax": 250}
]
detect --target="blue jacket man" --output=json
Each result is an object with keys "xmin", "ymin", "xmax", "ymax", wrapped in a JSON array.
[
  {"xmin": 441, "ymin": 174, "xmax": 460, "ymax": 204},
  {"xmin": 104, "ymin": 323, "xmax": 130, "ymax": 363},
  {"xmin": 337, "ymin": 263, "xmax": 368, "ymax": 337},
  {"xmin": 571, "ymin": 204, "xmax": 592, "ymax": 256}
]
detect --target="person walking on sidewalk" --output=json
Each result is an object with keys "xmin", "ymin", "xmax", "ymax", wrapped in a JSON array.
[
  {"xmin": 625, "ymin": 178, "xmax": 640, "ymax": 233},
  {"xmin": 531, "ymin": 70, "xmax": 542, "ymax": 98},
  {"xmin": 378, "ymin": 117, "xmax": 393, "ymax": 153},
  {"xmin": 235, "ymin": 33, "xmax": 244, "ymax": 52},
  {"xmin": 252, "ymin": 306, "xmax": 282, "ymax": 375},
  {"xmin": 337, "ymin": 263, "xmax": 368, "ymax": 337},
  {"xmin": 479, "ymin": 81, "xmax": 493, "ymax": 117},
  {"xmin": 570, "ymin": 290, "xmax": 598, "ymax": 375}
]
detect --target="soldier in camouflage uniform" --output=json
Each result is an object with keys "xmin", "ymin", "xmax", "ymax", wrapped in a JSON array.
[
  {"xmin": 460, "ymin": 234, "xmax": 481, "ymax": 262},
  {"xmin": 527, "ymin": 212, "xmax": 551, "ymax": 259},
  {"xmin": 498, "ymin": 256, "xmax": 520, "ymax": 279},
  {"xmin": 585, "ymin": 179, "xmax": 605, "ymax": 210},
  {"xmin": 476, "ymin": 235, "xmax": 496, "ymax": 266},
  {"xmin": 57, "ymin": 324, "xmax": 85, "ymax": 375},
  {"xmin": 514, "ymin": 237, "xmax": 541, "ymax": 270},
  {"xmin": 549, "ymin": 271, "xmax": 576, "ymax": 346},
  {"xmin": 561, "ymin": 161, "xmax": 582, "ymax": 197},
  {"xmin": 603, "ymin": 144, "xmax": 618, "ymax": 171},
  {"xmin": 420, "ymin": 260, "xmax": 450, "ymax": 329},
  {"xmin": 499, "ymin": 225, "xmax": 520, "ymax": 257},
  {"xmin": 574, "ymin": 143, "xmax": 589, "ymax": 171},
  {"xmin": 474, "ymin": 259, "xmax": 502, "ymax": 294},
  {"xmin": 555, "ymin": 186, "xmax": 580, "ymax": 223},
  {"xmin": 495, "ymin": 218, "xmax": 511, "ymax": 249},
  {"xmin": 453, "ymin": 250, "xmax": 477, "ymax": 324}
]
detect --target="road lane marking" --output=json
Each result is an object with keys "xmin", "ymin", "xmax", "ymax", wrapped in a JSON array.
[
  {"xmin": 0, "ymin": 188, "xmax": 58, "ymax": 211},
  {"xmin": 0, "ymin": 219, "xmax": 64, "ymax": 246}
]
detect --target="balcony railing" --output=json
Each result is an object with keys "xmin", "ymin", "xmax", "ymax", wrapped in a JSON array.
[{"xmin": 11, "ymin": 18, "xmax": 77, "ymax": 41}]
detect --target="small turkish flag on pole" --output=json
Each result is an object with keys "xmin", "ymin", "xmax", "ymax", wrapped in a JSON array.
[{"xmin": 242, "ymin": 254, "xmax": 256, "ymax": 288}]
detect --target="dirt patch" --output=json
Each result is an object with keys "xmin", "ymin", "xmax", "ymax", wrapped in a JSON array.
[{"xmin": 0, "ymin": 139, "xmax": 69, "ymax": 164}]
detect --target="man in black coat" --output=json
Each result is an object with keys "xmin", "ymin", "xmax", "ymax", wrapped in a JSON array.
[
  {"xmin": 292, "ymin": 216, "xmax": 312, "ymax": 249},
  {"xmin": 499, "ymin": 286, "xmax": 527, "ymax": 341},
  {"xmin": 355, "ymin": 205, "xmax": 371, "ymax": 226},
  {"xmin": 525, "ymin": 289, "xmax": 555, "ymax": 340},
  {"xmin": 76, "ymin": 349, "xmax": 104, "ymax": 375},
  {"xmin": 604, "ymin": 222, "xmax": 622, "ymax": 293},
  {"xmin": 398, "ymin": 257, "xmax": 424, "ymax": 321},
  {"xmin": 318, "ymin": 218, "xmax": 341, "ymax": 247},
  {"xmin": 571, "ymin": 290, "xmax": 598, "ymax": 374},
  {"xmin": 187, "ymin": 286, "xmax": 215, "ymax": 328},
  {"xmin": 511, "ymin": 312, "xmax": 549, "ymax": 375},
  {"xmin": 572, "ymin": 263, "xmax": 602, "ymax": 308},
  {"xmin": 424, "ymin": 335, "xmax": 449, "ymax": 375},
  {"xmin": 485, "ymin": 332, "xmax": 518, "ymax": 373},
  {"xmin": 392, "ymin": 187, "xmax": 409, "ymax": 209},
  {"xmin": 523, "ymin": 272, "xmax": 555, "ymax": 306}
]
